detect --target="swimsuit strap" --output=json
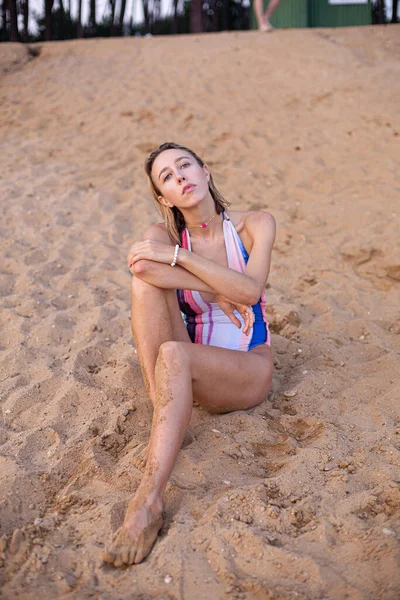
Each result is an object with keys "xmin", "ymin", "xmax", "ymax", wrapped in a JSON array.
[{"xmin": 222, "ymin": 212, "xmax": 249, "ymax": 267}]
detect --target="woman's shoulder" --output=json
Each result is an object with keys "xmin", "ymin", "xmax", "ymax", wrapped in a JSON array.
[
  {"xmin": 228, "ymin": 209, "xmax": 276, "ymax": 235},
  {"xmin": 142, "ymin": 221, "xmax": 173, "ymax": 243}
]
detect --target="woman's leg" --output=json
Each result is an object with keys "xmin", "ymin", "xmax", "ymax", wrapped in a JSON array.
[
  {"xmin": 129, "ymin": 275, "xmax": 191, "ymax": 470},
  {"xmin": 254, "ymin": 0, "xmax": 265, "ymax": 29},
  {"xmin": 103, "ymin": 341, "xmax": 273, "ymax": 567},
  {"xmin": 130, "ymin": 275, "xmax": 190, "ymax": 406},
  {"xmin": 264, "ymin": 0, "xmax": 280, "ymax": 22}
]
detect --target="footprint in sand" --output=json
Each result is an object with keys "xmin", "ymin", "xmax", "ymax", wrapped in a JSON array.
[
  {"xmin": 18, "ymin": 427, "xmax": 61, "ymax": 467},
  {"xmin": 282, "ymin": 417, "xmax": 324, "ymax": 445},
  {"xmin": 0, "ymin": 273, "xmax": 16, "ymax": 297},
  {"xmin": 340, "ymin": 243, "xmax": 400, "ymax": 290},
  {"xmin": 73, "ymin": 345, "xmax": 110, "ymax": 387}
]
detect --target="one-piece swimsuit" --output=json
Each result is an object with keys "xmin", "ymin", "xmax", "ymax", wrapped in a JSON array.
[{"xmin": 176, "ymin": 212, "xmax": 270, "ymax": 352}]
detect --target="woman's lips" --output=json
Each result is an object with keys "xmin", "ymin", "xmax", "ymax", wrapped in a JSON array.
[{"xmin": 182, "ymin": 184, "xmax": 195, "ymax": 195}]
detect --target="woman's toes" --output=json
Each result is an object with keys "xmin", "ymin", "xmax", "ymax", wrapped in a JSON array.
[
  {"xmin": 102, "ymin": 549, "xmax": 115, "ymax": 564},
  {"xmin": 128, "ymin": 548, "xmax": 137, "ymax": 565},
  {"xmin": 113, "ymin": 554, "xmax": 124, "ymax": 568},
  {"xmin": 121, "ymin": 550, "xmax": 130, "ymax": 564}
]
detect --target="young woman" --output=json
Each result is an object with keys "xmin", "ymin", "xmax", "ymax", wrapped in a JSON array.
[{"xmin": 103, "ymin": 142, "xmax": 276, "ymax": 567}]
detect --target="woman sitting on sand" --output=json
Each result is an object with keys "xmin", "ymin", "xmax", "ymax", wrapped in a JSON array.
[{"xmin": 103, "ymin": 142, "xmax": 276, "ymax": 567}]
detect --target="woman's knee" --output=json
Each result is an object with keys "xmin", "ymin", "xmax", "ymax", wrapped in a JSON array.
[{"xmin": 156, "ymin": 341, "xmax": 190, "ymax": 376}]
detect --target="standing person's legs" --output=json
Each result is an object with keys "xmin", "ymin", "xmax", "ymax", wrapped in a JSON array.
[
  {"xmin": 103, "ymin": 341, "xmax": 272, "ymax": 567},
  {"xmin": 254, "ymin": 0, "xmax": 265, "ymax": 30},
  {"xmin": 264, "ymin": 0, "xmax": 280, "ymax": 21},
  {"xmin": 257, "ymin": 0, "xmax": 280, "ymax": 31}
]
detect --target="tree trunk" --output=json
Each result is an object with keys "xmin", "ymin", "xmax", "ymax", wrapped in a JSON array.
[
  {"xmin": 392, "ymin": 0, "xmax": 398, "ymax": 22},
  {"xmin": 2, "ymin": 0, "xmax": 7, "ymax": 39},
  {"xmin": 59, "ymin": 0, "xmax": 65, "ymax": 39},
  {"xmin": 119, "ymin": 0, "xmax": 127, "ymax": 33},
  {"xmin": 142, "ymin": 0, "xmax": 150, "ymax": 33},
  {"xmin": 22, "ymin": 0, "xmax": 29, "ymax": 41},
  {"xmin": 152, "ymin": 0, "xmax": 160, "ymax": 33},
  {"xmin": 77, "ymin": 0, "xmax": 83, "ymax": 37},
  {"xmin": 376, "ymin": 0, "xmax": 385, "ymax": 23},
  {"xmin": 172, "ymin": 0, "xmax": 178, "ymax": 33},
  {"xmin": 89, "ymin": 0, "xmax": 96, "ymax": 30},
  {"xmin": 222, "ymin": 0, "xmax": 229, "ymax": 30},
  {"xmin": 45, "ymin": 0, "xmax": 54, "ymax": 40},
  {"xmin": 8, "ymin": 0, "xmax": 18, "ymax": 41},
  {"xmin": 109, "ymin": 0, "xmax": 117, "ymax": 35},
  {"xmin": 190, "ymin": 0, "xmax": 202, "ymax": 32}
]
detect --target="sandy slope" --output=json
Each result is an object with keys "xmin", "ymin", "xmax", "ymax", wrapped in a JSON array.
[{"xmin": 0, "ymin": 25, "xmax": 400, "ymax": 599}]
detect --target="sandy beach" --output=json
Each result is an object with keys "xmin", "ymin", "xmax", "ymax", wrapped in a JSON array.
[{"xmin": 1, "ymin": 25, "xmax": 400, "ymax": 599}]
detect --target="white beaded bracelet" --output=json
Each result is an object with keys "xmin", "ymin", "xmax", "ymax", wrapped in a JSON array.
[{"xmin": 170, "ymin": 244, "xmax": 180, "ymax": 267}]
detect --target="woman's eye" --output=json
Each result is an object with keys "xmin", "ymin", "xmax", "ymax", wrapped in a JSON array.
[
  {"xmin": 163, "ymin": 173, "xmax": 171, "ymax": 182},
  {"xmin": 181, "ymin": 162, "xmax": 190, "ymax": 168}
]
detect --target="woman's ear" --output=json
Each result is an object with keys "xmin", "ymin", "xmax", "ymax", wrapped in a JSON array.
[
  {"xmin": 158, "ymin": 195, "xmax": 174, "ymax": 209},
  {"xmin": 203, "ymin": 164, "xmax": 211, "ymax": 182}
]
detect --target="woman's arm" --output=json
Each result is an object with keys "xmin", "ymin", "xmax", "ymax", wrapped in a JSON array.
[
  {"xmin": 128, "ymin": 223, "xmax": 256, "ymax": 334},
  {"xmin": 177, "ymin": 212, "xmax": 276, "ymax": 305},
  {"xmin": 129, "ymin": 212, "xmax": 276, "ymax": 305},
  {"xmin": 129, "ymin": 224, "xmax": 217, "ymax": 293}
]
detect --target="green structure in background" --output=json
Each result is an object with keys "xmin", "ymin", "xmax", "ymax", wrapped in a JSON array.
[{"xmin": 252, "ymin": 0, "xmax": 372, "ymax": 29}]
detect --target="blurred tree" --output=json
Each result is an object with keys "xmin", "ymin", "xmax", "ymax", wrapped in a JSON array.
[
  {"xmin": 119, "ymin": 0, "xmax": 127, "ymax": 33},
  {"xmin": 222, "ymin": 0, "xmax": 229, "ymax": 29},
  {"xmin": 142, "ymin": 0, "xmax": 150, "ymax": 33},
  {"xmin": 8, "ymin": 0, "xmax": 18, "ymax": 40},
  {"xmin": 22, "ymin": 0, "xmax": 29, "ymax": 41},
  {"xmin": 58, "ymin": 0, "xmax": 66, "ymax": 39},
  {"xmin": 172, "ymin": 0, "xmax": 179, "ymax": 33},
  {"xmin": 77, "ymin": 0, "xmax": 82, "ymax": 36},
  {"xmin": 3, "ymin": 0, "xmax": 250, "ymax": 41},
  {"xmin": 109, "ymin": 0, "xmax": 117, "ymax": 34},
  {"xmin": 89, "ymin": 0, "xmax": 96, "ymax": 33},
  {"xmin": 35, "ymin": 5, "xmax": 76, "ymax": 39},
  {"xmin": 45, "ymin": 0, "xmax": 54, "ymax": 39},
  {"xmin": 190, "ymin": 0, "xmax": 202, "ymax": 31},
  {"xmin": 392, "ymin": 0, "xmax": 398, "ymax": 22},
  {"xmin": 1, "ymin": 0, "xmax": 7, "ymax": 40},
  {"xmin": 374, "ymin": 0, "xmax": 385, "ymax": 22}
]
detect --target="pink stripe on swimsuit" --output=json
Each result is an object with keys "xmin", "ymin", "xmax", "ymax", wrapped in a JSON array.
[{"xmin": 176, "ymin": 212, "xmax": 270, "ymax": 352}]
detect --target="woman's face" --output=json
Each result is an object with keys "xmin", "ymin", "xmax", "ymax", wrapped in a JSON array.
[{"xmin": 151, "ymin": 148, "xmax": 210, "ymax": 210}]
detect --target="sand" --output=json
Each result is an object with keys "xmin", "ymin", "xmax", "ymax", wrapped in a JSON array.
[{"xmin": 1, "ymin": 25, "xmax": 400, "ymax": 599}]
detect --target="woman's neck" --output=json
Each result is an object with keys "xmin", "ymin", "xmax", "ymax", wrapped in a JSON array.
[{"xmin": 184, "ymin": 209, "xmax": 224, "ymax": 238}]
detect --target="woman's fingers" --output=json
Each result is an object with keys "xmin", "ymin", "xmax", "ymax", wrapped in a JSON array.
[
  {"xmin": 241, "ymin": 307, "xmax": 254, "ymax": 336},
  {"xmin": 127, "ymin": 240, "xmax": 175, "ymax": 266},
  {"xmin": 227, "ymin": 311, "xmax": 241, "ymax": 329}
]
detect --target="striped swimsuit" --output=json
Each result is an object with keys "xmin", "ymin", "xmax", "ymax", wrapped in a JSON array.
[{"xmin": 176, "ymin": 212, "xmax": 270, "ymax": 352}]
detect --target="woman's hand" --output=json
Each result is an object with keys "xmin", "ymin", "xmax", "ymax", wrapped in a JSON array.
[
  {"xmin": 215, "ymin": 294, "xmax": 254, "ymax": 336},
  {"xmin": 127, "ymin": 240, "xmax": 176, "ymax": 269}
]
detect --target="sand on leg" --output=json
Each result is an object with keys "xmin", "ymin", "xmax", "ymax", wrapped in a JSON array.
[
  {"xmin": 129, "ymin": 274, "xmax": 190, "ymax": 470},
  {"xmin": 129, "ymin": 275, "xmax": 190, "ymax": 407}
]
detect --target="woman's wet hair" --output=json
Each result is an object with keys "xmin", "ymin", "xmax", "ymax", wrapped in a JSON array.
[{"xmin": 144, "ymin": 142, "xmax": 230, "ymax": 244}]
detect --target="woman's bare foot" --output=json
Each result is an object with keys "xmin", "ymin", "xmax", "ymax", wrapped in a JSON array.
[
  {"xmin": 260, "ymin": 18, "xmax": 274, "ymax": 31},
  {"xmin": 103, "ymin": 494, "xmax": 163, "ymax": 567}
]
